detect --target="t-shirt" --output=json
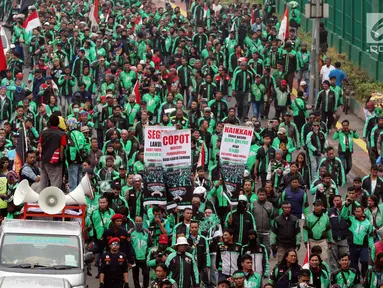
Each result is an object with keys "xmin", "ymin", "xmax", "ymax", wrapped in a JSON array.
[
  {"xmin": 328, "ymin": 69, "xmax": 347, "ymax": 88},
  {"xmin": 372, "ymin": 179, "xmax": 377, "ymax": 193},
  {"xmin": 320, "ymin": 64, "xmax": 335, "ymax": 82},
  {"xmin": 212, "ymin": 3, "xmax": 222, "ymax": 13}
]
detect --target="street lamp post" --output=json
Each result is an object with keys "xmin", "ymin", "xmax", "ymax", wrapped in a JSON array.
[{"xmin": 305, "ymin": 0, "xmax": 329, "ymax": 107}]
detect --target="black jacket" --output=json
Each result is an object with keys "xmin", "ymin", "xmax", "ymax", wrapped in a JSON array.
[
  {"xmin": 328, "ymin": 206, "xmax": 348, "ymax": 241},
  {"xmin": 362, "ymin": 175, "xmax": 383, "ymax": 203},
  {"xmin": 319, "ymin": 157, "xmax": 344, "ymax": 186},
  {"xmin": 271, "ymin": 214, "xmax": 300, "ymax": 248},
  {"xmin": 226, "ymin": 210, "xmax": 255, "ymax": 245},
  {"xmin": 315, "ymin": 89, "xmax": 337, "ymax": 113},
  {"xmin": 98, "ymin": 227, "xmax": 135, "ymax": 265},
  {"xmin": 187, "ymin": 234, "xmax": 209, "ymax": 268}
]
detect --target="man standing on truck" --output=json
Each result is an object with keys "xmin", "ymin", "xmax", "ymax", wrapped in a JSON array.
[
  {"xmin": 99, "ymin": 237, "xmax": 129, "ymax": 288},
  {"xmin": 38, "ymin": 114, "xmax": 67, "ymax": 192}
]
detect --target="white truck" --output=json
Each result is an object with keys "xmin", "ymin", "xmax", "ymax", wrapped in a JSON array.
[{"xmin": 0, "ymin": 219, "xmax": 93, "ymax": 288}]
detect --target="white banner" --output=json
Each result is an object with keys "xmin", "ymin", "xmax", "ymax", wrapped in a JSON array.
[
  {"xmin": 161, "ymin": 129, "xmax": 193, "ymax": 209},
  {"xmin": 161, "ymin": 129, "xmax": 192, "ymax": 168},
  {"xmin": 219, "ymin": 124, "xmax": 253, "ymax": 163},
  {"xmin": 144, "ymin": 126, "xmax": 175, "ymax": 167},
  {"xmin": 219, "ymin": 125, "xmax": 254, "ymax": 204}
]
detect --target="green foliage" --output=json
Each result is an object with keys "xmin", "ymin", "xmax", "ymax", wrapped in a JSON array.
[{"xmin": 298, "ymin": 31, "xmax": 383, "ymax": 102}]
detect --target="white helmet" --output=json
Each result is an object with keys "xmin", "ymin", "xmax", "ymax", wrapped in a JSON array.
[{"xmin": 193, "ymin": 187, "xmax": 207, "ymax": 198}]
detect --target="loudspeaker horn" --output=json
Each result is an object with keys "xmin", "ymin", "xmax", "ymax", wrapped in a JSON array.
[
  {"xmin": 38, "ymin": 187, "xmax": 66, "ymax": 215},
  {"xmin": 65, "ymin": 173, "xmax": 93, "ymax": 205},
  {"xmin": 82, "ymin": 173, "xmax": 94, "ymax": 200},
  {"xmin": 13, "ymin": 179, "xmax": 39, "ymax": 206}
]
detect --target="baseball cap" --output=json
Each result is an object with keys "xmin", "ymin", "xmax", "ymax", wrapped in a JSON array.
[{"xmin": 158, "ymin": 234, "xmax": 169, "ymax": 244}]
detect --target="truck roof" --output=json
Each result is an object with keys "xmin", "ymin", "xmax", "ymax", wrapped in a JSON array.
[{"xmin": 1, "ymin": 219, "xmax": 82, "ymax": 236}]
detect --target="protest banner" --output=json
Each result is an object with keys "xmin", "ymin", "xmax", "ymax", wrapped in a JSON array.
[
  {"xmin": 143, "ymin": 126, "xmax": 175, "ymax": 206},
  {"xmin": 161, "ymin": 129, "xmax": 193, "ymax": 209},
  {"xmin": 219, "ymin": 125, "xmax": 253, "ymax": 204}
]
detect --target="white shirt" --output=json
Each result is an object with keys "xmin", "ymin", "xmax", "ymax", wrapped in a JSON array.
[
  {"xmin": 320, "ymin": 64, "xmax": 335, "ymax": 82},
  {"xmin": 212, "ymin": 3, "xmax": 222, "ymax": 13},
  {"xmin": 372, "ymin": 179, "xmax": 377, "ymax": 193}
]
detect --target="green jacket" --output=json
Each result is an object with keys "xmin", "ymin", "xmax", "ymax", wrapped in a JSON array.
[
  {"xmin": 250, "ymin": 83, "xmax": 266, "ymax": 102},
  {"xmin": 289, "ymin": 7, "xmax": 301, "ymax": 26},
  {"xmin": 224, "ymin": 37, "xmax": 238, "ymax": 58},
  {"xmin": 142, "ymin": 93, "xmax": 160, "ymax": 115},
  {"xmin": 207, "ymin": 182, "xmax": 228, "ymax": 208},
  {"xmin": 66, "ymin": 130, "xmax": 90, "ymax": 163},
  {"xmin": 231, "ymin": 69, "xmax": 253, "ymax": 92},
  {"xmin": 333, "ymin": 129, "xmax": 360, "ymax": 153},
  {"xmin": 309, "ymin": 179, "xmax": 339, "ymax": 209},
  {"xmin": 245, "ymin": 272, "xmax": 262, "ymax": 288},
  {"xmin": 331, "ymin": 85, "xmax": 344, "ymax": 109},
  {"xmin": 306, "ymin": 131, "xmax": 327, "ymax": 156},
  {"xmin": 165, "ymin": 251, "xmax": 199, "ymax": 288},
  {"xmin": 119, "ymin": 70, "xmax": 136, "ymax": 90},
  {"xmin": 303, "ymin": 212, "xmax": 333, "ymax": 243},
  {"xmin": 364, "ymin": 268, "xmax": 383, "ymax": 288},
  {"xmin": 128, "ymin": 228, "xmax": 152, "ymax": 261},
  {"xmin": 133, "ymin": 160, "xmax": 145, "ymax": 175},
  {"xmin": 364, "ymin": 204, "xmax": 383, "ymax": 231},
  {"xmin": 90, "ymin": 208, "xmax": 115, "ymax": 240},
  {"xmin": 309, "ymin": 268, "xmax": 330, "ymax": 288},
  {"xmin": 247, "ymin": 143, "xmax": 260, "ymax": 171},
  {"xmin": 279, "ymin": 122, "xmax": 300, "ymax": 147},
  {"xmin": 297, "ymin": 50, "xmax": 311, "ymax": 71},
  {"xmin": 330, "ymin": 268, "xmax": 357, "ymax": 288},
  {"xmin": 272, "ymin": 136, "xmax": 295, "ymax": 162},
  {"xmin": 341, "ymin": 205, "xmax": 374, "ymax": 247},
  {"xmin": 291, "ymin": 97, "xmax": 308, "ymax": 118}
]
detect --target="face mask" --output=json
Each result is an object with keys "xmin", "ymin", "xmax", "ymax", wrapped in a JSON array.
[
  {"xmin": 135, "ymin": 222, "xmax": 143, "ymax": 231},
  {"xmin": 249, "ymin": 238, "xmax": 257, "ymax": 245},
  {"xmin": 158, "ymin": 244, "xmax": 167, "ymax": 251},
  {"xmin": 238, "ymin": 202, "xmax": 246, "ymax": 211},
  {"xmin": 73, "ymin": 108, "xmax": 79, "ymax": 113}
]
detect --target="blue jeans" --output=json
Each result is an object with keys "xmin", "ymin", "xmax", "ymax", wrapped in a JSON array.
[
  {"xmin": 209, "ymin": 253, "xmax": 218, "ymax": 285},
  {"xmin": 251, "ymin": 101, "xmax": 262, "ymax": 119},
  {"xmin": 68, "ymin": 163, "xmax": 83, "ymax": 192},
  {"xmin": 339, "ymin": 151, "xmax": 352, "ymax": 175},
  {"xmin": 350, "ymin": 246, "xmax": 368, "ymax": 280}
]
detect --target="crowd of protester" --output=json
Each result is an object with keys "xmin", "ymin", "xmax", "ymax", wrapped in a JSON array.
[{"xmin": 2, "ymin": 0, "xmax": 383, "ymax": 287}]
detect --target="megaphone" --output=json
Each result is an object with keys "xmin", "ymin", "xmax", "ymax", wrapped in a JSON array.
[
  {"xmin": 13, "ymin": 180, "xmax": 39, "ymax": 206},
  {"xmin": 38, "ymin": 187, "xmax": 66, "ymax": 215},
  {"xmin": 65, "ymin": 173, "xmax": 93, "ymax": 205}
]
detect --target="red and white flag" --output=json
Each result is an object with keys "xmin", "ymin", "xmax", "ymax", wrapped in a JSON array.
[
  {"xmin": 23, "ymin": 11, "xmax": 41, "ymax": 33},
  {"xmin": 302, "ymin": 243, "xmax": 310, "ymax": 269},
  {"xmin": 278, "ymin": 5, "xmax": 289, "ymax": 42},
  {"xmin": 133, "ymin": 80, "xmax": 141, "ymax": 104},
  {"xmin": 0, "ymin": 35, "xmax": 7, "ymax": 72},
  {"xmin": 105, "ymin": 8, "xmax": 111, "ymax": 22},
  {"xmin": 197, "ymin": 143, "xmax": 205, "ymax": 168},
  {"xmin": 89, "ymin": 0, "xmax": 100, "ymax": 28},
  {"xmin": 135, "ymin": 16, "xmax": 142, "ymax": 25}
]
